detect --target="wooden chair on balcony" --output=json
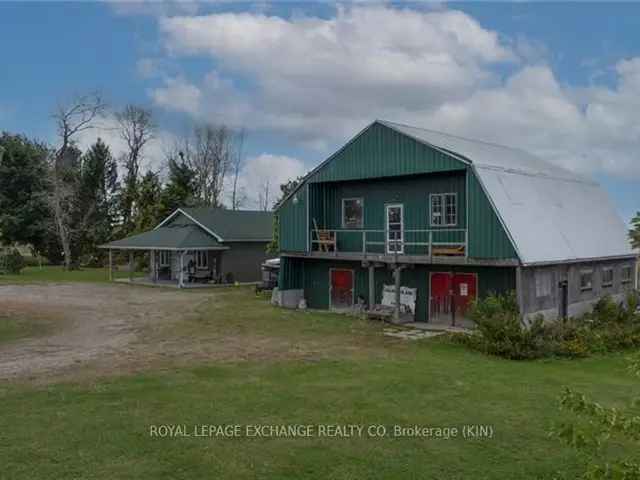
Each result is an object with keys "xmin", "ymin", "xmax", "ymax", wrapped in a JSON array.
[{"xmin": 312, "ymin": 219, "xmax": 336, "ymax": 253}]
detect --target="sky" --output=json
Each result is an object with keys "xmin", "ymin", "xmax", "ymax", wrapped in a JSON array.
[{"xmin": 1, "ymin": 1, "xmax": 639, "ymax": 219}]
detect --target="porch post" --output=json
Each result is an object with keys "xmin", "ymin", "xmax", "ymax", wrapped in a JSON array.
[
  {"xmin": 151, "ymin": 250, "xmax": 156, "ymax": 283},
  {"xmin": 129, "ymin": 251, "xmax": 133, "ymax": 282},
  {"xmin": 108, "ymin": 249, "xmax": 113, "ymax": 282},
  {"xmin": 368, "ymin": 264, "xmax": 375, "ymax": 309},
  {"xmin": 179, "ymin": 250, "xmax": 185, "ymax": 288},
  {"xmin": 393, "ymin": 266, "xmax": 402, "ymax": 322}
]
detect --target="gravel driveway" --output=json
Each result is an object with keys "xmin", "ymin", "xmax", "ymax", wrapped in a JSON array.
[{"xmin": 0, "ymin": 283, "xmax": 212, "ymax": 382}]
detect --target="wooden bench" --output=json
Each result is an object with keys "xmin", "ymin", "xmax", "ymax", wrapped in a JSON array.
[{"xmin": 432, "ymin": 245, "xmax": 465, "ymax": 256}]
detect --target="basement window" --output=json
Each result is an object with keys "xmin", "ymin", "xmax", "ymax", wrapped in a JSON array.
[
  {"xmin": 622, "ymin": 265, "xmax": 633, "ymax": 284},
  {"xmin": 579, "ymin": 269, "xmax": 593, "ymax": 291},
  {"xmin": 342, "ymin": 198, "xmax": 363, "ymax": 229},
  {"xmin": 430, "ymin": 193, "xmax": 457, "ymax": 226},
  {"xmin": 196, "ymin": 251, "xmax": 208, "ymax": 269},
  {"xmin": 159, "ymin": 251, "xmax": 170, "ymax": 267},
  {"xmin": 535, "ymin": 271, "xmax": 552, "ymax": 298},
  {"xmin": 602, "ymin": 267, "xmax": 614, "ymax": 287}
]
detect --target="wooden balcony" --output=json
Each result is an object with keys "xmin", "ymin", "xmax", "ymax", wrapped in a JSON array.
[{"xmin": 308, "ymin": 228, "xmax": 468, "ymax": 264}]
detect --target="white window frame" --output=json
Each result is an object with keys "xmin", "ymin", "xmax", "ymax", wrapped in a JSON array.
[
  {"xmin": 159, "ymin": 250, "xmax": 170, "ymax": 267},
  {"xmin": 430, "ymin": 193, "xmax": 457, "ymax": 227},
  {"xmin": 385, "ymin": 203, "xmax": 404, "ymax": 254},
  {"xmin": 602, "ymin": 267, "xmax": 614, "ymax": 288},
  {"xmin": 196, "ymin": 251, "xmax": 208, "ymax": 269},
  {"xmin": 621, "ymin": 265, "xmax": 633, "ymax": 284},
  {"xmin": 342, "ymin": 197, "xmax": 364, "ymax": 229},
  {"xmin": 579, "ymin": 269, "xmax": 593, "ymax": 291},
  {"xmin": 535, "ymin": 270, "xmax": 552, "ymax": 298}
]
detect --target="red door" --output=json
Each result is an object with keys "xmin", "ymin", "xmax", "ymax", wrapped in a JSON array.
[
  {"xmin": 430, "ymin": 272, "xmax": 453, "ymax": 324},
  {"xmin": 451, "ymin": 273, "xmax": 477, "ymax": 318},
  {"xmin": 330, "ymin": 269, "xmax": 354, "ymax": 309},
  {"xmin": 430, "ymin": 272, "xmax": 477, "ymax": 324}
]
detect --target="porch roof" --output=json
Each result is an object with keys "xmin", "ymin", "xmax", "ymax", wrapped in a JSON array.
[{"xmin": 100, "ymin": 224, "xmax": 228, "ymax": 251}]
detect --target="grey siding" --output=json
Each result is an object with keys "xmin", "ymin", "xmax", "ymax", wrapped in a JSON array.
[
  {"xmin": 220, "ymin": 242, "xmax": 270, "ymax": 282},
  {"xmin": 520, "ymin": 259, "xmax": 637, "ymax": 323}
]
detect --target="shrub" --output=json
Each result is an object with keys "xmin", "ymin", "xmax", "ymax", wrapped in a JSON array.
[
  {"xmin": 458, "ymin": 291, "xmax": 640, "ymax": 360},
  {"xmin": 0, "ymin": 249, "xmax": 26, "ymax": 274}
]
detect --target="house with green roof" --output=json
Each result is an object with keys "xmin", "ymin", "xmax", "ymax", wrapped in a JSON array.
[{"xmin": 101, "ymin": 208, "xmax": 273, "ymax": 287}]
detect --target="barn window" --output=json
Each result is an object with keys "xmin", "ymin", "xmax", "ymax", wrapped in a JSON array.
[
  {"xmin": 159, "ymin": 251, "xmax": 170, "ymax": 266},
  {"xmin": 342, "ymin": 198, "xmax": 363, "ymax": 229},
  {"xmin": 431, "ymin": 193, "xmax": 457, "ymax": 226},
  {"xmin": 196, "ymin": 251, "xmax": 208, "ymax": 269},
  {"xmin": 602, "ymin": 267, "xmax": 614, "ymax": 287},
  {"xmin": 579, "ymin": 269, "xmax": 593, "ymax": 291},
  {"xmin": 535, "ymin": 271, "xmax": 552, "ymax": 298},
  {"xmin": 622, "ymin": 265, "xmax": 633, "ymax": 284}
]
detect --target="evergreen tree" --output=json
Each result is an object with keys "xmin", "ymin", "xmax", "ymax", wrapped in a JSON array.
[
  {"xmin": 630, "ymin": 212, "xmax": 640, "ymax": 250},
  {"xmin": 135, "ymin": 171, "xmax": 162, "ymax": 232},
  {"xmin": 159, "ymin": 156, "xmax": 196, "ymax": 218},
  {"xmin": 78, "ymin": 138, "xmax": 118, "ymax": 263},
  {"xmin": 0, "ymin": 133, "xmax": 52, "ymax": 255}
]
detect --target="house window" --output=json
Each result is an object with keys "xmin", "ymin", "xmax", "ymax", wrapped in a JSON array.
[
  {"xmin": 159, "ymin": 251, "xmax": 170, "ymax": 267},
  {"xmin": 342, "ymin": 198, "xmax": 363, "ymax": 229},
  {"xmin": 622, "ymin": 265, "xmax": 633, "ymax": 284},
  {"xmin": 535, "ymin": 271, "xmax": 552, "ymax": 298},
  {"xmin": 602, "ymin": 267, "xmax": 614, "ymax": 287},
  {"xmin": 431, "ymin": 193, "xmax": 457, "ymax": 226},
  {"xmin": 579, "ymin": 269, "xmax": 593, "ymax": 291},
  {"xmin": 196, "ymin": 251, "xmax": 208, "ymax": 269}
]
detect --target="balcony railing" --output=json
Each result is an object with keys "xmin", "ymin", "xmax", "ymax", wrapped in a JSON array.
[{"xmin": 310, "ymin": 228, "xmax": 467, "ymax": 259}]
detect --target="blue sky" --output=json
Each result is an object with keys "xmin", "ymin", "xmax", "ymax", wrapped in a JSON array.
[{"xmin": 1, "ymin": 1, "xmax": 639, "ymax": 219}]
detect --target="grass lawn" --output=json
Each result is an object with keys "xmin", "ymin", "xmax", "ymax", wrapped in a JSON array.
[
  {"xmin": 0, "ymin": 287, "xmax": 637, "ymax": 479},
  {"xmin": 0, "ymin": 265, "xmax": 143, "ymax": 284}
]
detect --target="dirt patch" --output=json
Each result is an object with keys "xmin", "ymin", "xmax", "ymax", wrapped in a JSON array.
[{"xmin": 0, "ymin": 283, "xmax": 213, "ymax": 383}]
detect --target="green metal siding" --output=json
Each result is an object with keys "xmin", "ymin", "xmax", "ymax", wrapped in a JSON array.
[
  {"xmin": 310, "ymin": 172, "xmax": 466, "ymax": 254},
  {"xmin": 295, "ymin": 259, "xmax": 516, "ymax": 322},
  {"xmin": 278, "ymin": 185, "xmax": 307, "ymax": 252},
  {"xmin": 309, "ymin": 122, "xmax": 465, "ymax": 183},
  {"xmin": 467, "ymin": 170, "xmax": 518, "ymax": 259},
  {"xmin": 278, "ymin": 122, "xmax": 519, "ymax": 261},
  {"xmin": 279, "ymin": 256, "xmax": 304, "ymax": 290}
]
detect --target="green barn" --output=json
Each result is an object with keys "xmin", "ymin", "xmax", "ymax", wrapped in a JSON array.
[{"xmin": 276, "ymin": 120, "xmax": 637, "ymax": 325}]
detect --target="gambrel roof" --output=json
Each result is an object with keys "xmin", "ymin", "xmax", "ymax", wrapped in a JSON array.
[
  {"xmin": 381, "ymin": 120, "xmax": 634, "ymax": 265},
  {"xmin": 279, "ymin": 120, "xmax": 634, "ymax": 265}
]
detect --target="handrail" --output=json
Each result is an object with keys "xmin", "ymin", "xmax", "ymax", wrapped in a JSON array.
[{"xmin": 309, "ymin": 228, "xmax": 467, "ymax": 258}]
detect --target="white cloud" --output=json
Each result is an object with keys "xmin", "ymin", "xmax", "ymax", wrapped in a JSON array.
[
  {"xmin": 233, "ymin": 153, "xmax": 307, "ymax": 210},
  {"xmin": 155, "ymin": 5, "xmax": 515, "ymax": 148},
  {"xmin": 148, "ymin": 5, "xmax": 640, "ymax": 179}
]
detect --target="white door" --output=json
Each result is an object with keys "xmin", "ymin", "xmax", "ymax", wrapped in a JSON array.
[{"xmin": 386, "ymin": 204, "xmax": 404, "ymax": 254}]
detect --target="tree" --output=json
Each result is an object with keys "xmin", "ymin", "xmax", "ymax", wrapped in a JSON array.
[
  {"xmin": 116, "ymin": 105, "xmax": 155, "ymax": 233},
  {"xmin": 0, "ymin": 133, "xmax": 51, "ymax": 254},
  {"xmin": 630, "ymin": 212, "xmax": 640, "ymax": 250},
  {"xmin": 551, "ymin": 352, "xmax": 640, "ymax": 479},
  {"xmin": 180, "ymin": 123, "xmax": 232, "ymax": 207},
  {"xmin": 229, "ymin": 128, "xmax": 247, "ymax": 210},
  {"xmin": 50, "ymin": 92, "xmax": 107, "ymax": 269},
  {"xmin": 159, "ymin": 152, "xmax": 196, "ymax": 219},
  {"xmin": 257, "ymin": 180, "xmax": 271, "ymax": 211},
  {"xmin": 78, "ymin": 138, "xmax": 118, "ymax": 262},
  {"xmin": 135, "ymin": 171, "xmax": 162, "ymax": 232}
]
